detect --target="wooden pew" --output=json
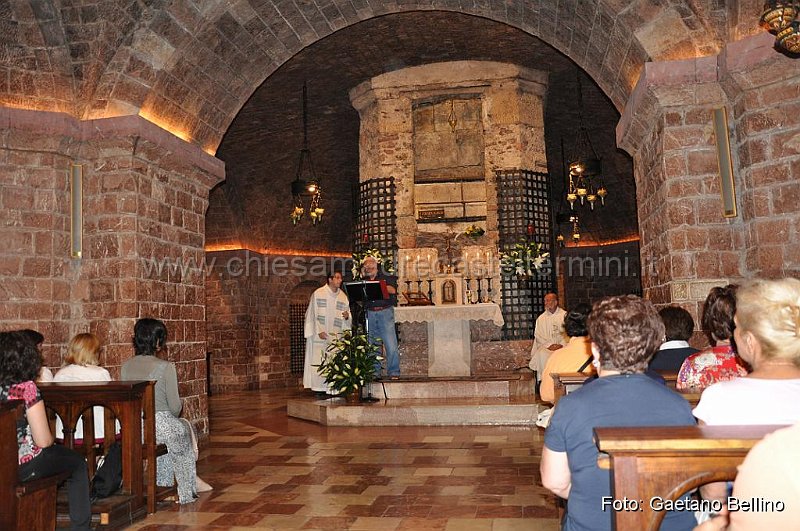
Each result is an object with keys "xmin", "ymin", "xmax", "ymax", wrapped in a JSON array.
[
  {"xmin": 551, "ymin": 372, "xmax": 699, "ymax": 406},
  {"xmin": 594, "ymin": 424, "xmax": 786, "ymax": 531},
  {"xmin": 39, "ymin": 381, "xmax": 154, "ymax": 528},
  {"xmin": 0, "ymin": 400, "xmax": 69, "ymax": 530}
]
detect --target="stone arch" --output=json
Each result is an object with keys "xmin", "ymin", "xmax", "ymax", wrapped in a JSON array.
[{"xmin": 97, "ymin": 1, "xmax": 727, "ymax": 151}]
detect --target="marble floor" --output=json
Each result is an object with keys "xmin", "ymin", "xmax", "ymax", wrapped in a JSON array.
[{"xmin": 128, "ymin": 389, "xmax": 559, "ymax": 530}]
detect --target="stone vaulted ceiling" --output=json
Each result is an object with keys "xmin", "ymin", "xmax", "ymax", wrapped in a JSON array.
[
  {"xmin": 1, "ymin": 1, "xmax": 763, "ymax": 250},
  {"xmin": 215, "ymin": 10, "xmax": 642, "ymax": 251}
]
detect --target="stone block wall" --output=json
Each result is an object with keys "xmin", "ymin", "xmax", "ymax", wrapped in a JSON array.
[
  {"xmin": 205, "ymin": 249, "xmax": 336, "ymax": 392},
  {"xmin": 0, "ymin": 108, "xmax": 222, "ymax": 435},
  {"xmin": 558, "ymin": 240, "xmax": 642, "ymax": 309}
]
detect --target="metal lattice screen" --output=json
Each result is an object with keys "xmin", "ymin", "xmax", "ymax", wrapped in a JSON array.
[
  {"xmin": 354, "ymin": 177, "xmax": 397, "ymax": 259},
  {"xmin": 289, "ymin": 303, "xmax": 307, "ymax": 374},
  {"xmin": 497, "ymin": 169, "xmax": 554, "ymax": 340}
]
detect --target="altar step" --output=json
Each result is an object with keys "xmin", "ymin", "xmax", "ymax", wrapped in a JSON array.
[
  {"xmin": 371, "ymin": 371, "xmax": 535, "ymax": 400},
  {"xmin": 286, "ymin": 372, "xmax": 543, "ymax": 426}
]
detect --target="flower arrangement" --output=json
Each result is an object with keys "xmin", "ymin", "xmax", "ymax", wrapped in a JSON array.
[
  {"xmin": 499, "ymin": 240, "xmax": 550, "ymax": 277},
  {"xmin": 351, "ymin": 248, "xmax": 395, "ymax": 279},
  {"xmin": 316, "ymin": 329, "xmax": 383, "ymax": 395},
  {"xmin": 463, "ymin": 224, "xmax": 485, "ymax": 240}
]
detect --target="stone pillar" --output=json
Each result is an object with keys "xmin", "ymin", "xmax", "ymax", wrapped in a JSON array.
[
  {"xmin": 719, "ymin": 33, "xmax": 800, "ymax": 279},
  {"xmin": 617, "ymin": 56, "xmax": 743, "ymax": 320},
  {"xmin": 349, "ymin": 61, "xmax": 548, "ymax": 249},
  {"xmin": 617, "ymin": 33, "xmax": 800, "ymax": 321},
  {"xmin": 0, "ymin": 108, "xmax": 224, "ymax": 434}
]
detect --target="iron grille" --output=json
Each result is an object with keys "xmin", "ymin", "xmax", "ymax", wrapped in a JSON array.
[
  {"xmin": 354, "ymin": 176, "xmax": 397, "ymax": 260},
  {"xmin": 289, "ymin": 303, "xmax": 306, "ymax": 374},
  {"xmin": 496, "ymin": 169, "xmax": 554, "ymax": 340}
]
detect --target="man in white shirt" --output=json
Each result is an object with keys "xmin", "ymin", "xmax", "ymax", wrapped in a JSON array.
[
  {"xmin": 529, "ymin": 292, "xmax": 567, "ymax": 382},
  {"xmin": 303, "ymin": 270, "xmax": 351, "ymax": 395}
]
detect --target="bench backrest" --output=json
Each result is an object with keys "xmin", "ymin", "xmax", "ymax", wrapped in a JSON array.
[
  {"xmin": 0, "ymin": 401, "xmax": 24, "ymax": 526},
  {"xmin": 551, "ymin": 371, "xmax": 699, "ymax": 406},
  {"xmin": 594, "ymin": 424, "xmax": 786, "ymax": 531}
]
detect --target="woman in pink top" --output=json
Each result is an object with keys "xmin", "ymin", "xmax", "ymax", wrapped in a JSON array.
[
  {"xmin": 0, "ymin": 331, "xmax": 91, "ymax": 530},
  {"xmin": 677, "ymin": 284, "xmax": 747, "ymax": 391}
]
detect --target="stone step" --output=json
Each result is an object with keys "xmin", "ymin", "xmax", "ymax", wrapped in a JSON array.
[
  {"xmin": 371, "ymin": 372, "xmax": 535, "ymax": 400},
  {"xmin": 287, "ymin": 395, "xmax": 544, "ymax": 426}
]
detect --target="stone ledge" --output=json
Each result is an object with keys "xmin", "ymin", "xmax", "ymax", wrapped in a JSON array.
[{"xmin": 287, "ymin": 396, "xmax": 542, "ymax": 426}]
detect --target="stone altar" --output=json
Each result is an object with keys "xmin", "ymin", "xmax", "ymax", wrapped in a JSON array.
[{"xmin": 394, "ymin": 303, "xmax": 504, "ymax": 376}]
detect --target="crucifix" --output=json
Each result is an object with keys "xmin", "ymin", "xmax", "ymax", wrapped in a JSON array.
[{"xmin": 443, "ymin": 230, "xmax": 455, "ymax": 273}]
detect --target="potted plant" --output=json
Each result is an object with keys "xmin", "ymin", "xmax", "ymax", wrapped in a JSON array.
[{"xmin": 316, "ymin": 328, "xmax": 383, "ymax": 402}]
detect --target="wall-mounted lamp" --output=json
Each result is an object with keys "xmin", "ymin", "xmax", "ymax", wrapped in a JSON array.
[{"xmin": 70, "ymin": 164, "xmax": 83, "ymax": 258}]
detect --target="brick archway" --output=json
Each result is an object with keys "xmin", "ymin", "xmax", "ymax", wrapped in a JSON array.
[{"xmin": 3, "ymin": 1, "xmax": 736, "ymax": 152}]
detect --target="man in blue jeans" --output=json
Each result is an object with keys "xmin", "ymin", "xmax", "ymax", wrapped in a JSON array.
[{"xmin": 361, "ymin": 256, "xmax": 400, "ymax": 378}]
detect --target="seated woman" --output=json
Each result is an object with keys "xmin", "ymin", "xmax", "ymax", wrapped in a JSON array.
[
  {"xmin": 54, "ymin": 333, "xmax": 114, "ymax": 443},
  {"xmin": 677, "ymin": 285, "xmax": 747, "ymax": 391},
  {"xmin": 692, "ymin": 278, "xmax": 800, "ymax": 504},
  {"xmin": 540, "ymin": 303, "xmax": 593, "ymax": 404},
  {"xmin": 650, "ymin": 306, "xmax": 699, "ymax": 371},
  {"xmin": 0, "ymin": 331, "xmax": 91, "ymax": 530},
  {"xmin": 121, "ymin": 318, "xmax": 197, "ymax": 504},
  {"xmin": 695, "ymin": 421, "xmax": 800, "ymax": 531},
  {"xmin": 541, "ymin": 295, "xmax": 696, "ymax": 531}
]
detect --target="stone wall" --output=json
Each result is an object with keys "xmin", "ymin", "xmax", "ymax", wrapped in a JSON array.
[
  {"xmin": 557, "ymin": 241, "xmax": 642, "ymax": 309},
  {"xmin": 205, "ymin": 249, "xmax": 338, "ymax": 392},
  {"xmin": 397, "ymin": 321, "xmax": 528, "ymax": 376},
  {"xmin": 0, "ymin": 108, "xmax": 223, "ymax": 434},
  {"xmin": 350, "ymin": 61, "xmax": 549, "ymax": 251}
]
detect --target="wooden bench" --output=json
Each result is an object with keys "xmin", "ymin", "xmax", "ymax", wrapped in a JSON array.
[
  {"xmin": 594, "ymin": 424, "xmax": 786, "ymax": 531},
  {"xmin": 551, "ymin": 372, "xmax": 699, "ymax": 406},
  {"xmin": 39, "ymin": 380, "xmax": 175, "ymax": 528},
  {"xmin": 0, "ymin": 400, "xmax": 70, "ymax": 530}
]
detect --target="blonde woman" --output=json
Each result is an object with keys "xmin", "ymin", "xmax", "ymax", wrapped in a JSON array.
[
  {"xmin": 54, "ymin": 333, "xmax": 113, "ymax": 442},
  {"xmin": 692, "ymin": 278, "xmax": 800, "ymax": 508},
  {"xmin": 693, "ymin": 278, "xmax": 800, "ymax": 424}
]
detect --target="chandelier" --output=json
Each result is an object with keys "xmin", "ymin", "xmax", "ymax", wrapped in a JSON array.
[
  {"xmin": 290, "ymin": 83, "xmax": 324, "ymax": 226},
  {"xmin": 555, "ymin": 213, "xmax": 581, "ymax": 247},
  {"xmin": 566, "ymin": 72, "xmax": 608, "ymax": 211},
  {"xmin": 760, "ymin": 1, "xmax": 800, "ymax": 54}
]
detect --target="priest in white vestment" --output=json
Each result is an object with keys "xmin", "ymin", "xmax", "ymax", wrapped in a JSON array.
[
  {"xmin": 529, "ymin": 292, "xmax": 567, "ymax": 382},
  {"xmin": 303, "ymin": 271, "xmax": 351, "ymax": 393}
]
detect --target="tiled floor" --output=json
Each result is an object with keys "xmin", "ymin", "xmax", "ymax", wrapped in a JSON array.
[{"xmin": 128, "ymin": 389, "xmax": 559, "ymax": 530}]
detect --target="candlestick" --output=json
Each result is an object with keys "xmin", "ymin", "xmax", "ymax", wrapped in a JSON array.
[
  {"xmin": 486, "ymin": 277, "xmax": 493, "ymax": 303},
  {"xmin": 464, "ymin": 251, "xmax": 469, "ymax": 276},
  {"xmin": 476, "ymin": 277, "xmax": 483, "ymax": 304},
  {"xmin": 426, "ymin": 278, "xmax": 434, "ymax": 303},
  {"xmin": 415, "ymin": 256, "xmax": 420, "ymax": 280}
]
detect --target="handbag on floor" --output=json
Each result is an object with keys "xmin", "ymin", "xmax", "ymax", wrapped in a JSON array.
[{"xmin": 91, "ymin": 442, "xmax": 123, "ymax": 499}]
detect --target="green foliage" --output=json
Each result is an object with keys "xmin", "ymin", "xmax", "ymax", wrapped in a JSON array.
[
  {"xmin": 315, "ymin": 329, "xmax": 383, "ymax": 393},
  {"xmin": 499, "ymin": 240, "xmax": 550, "ymax": 277},
  {"xmin": 464, "ymin": 224, "xmax": 485, "ymax": 239}
]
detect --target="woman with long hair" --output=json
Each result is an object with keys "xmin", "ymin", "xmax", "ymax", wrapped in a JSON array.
[{"xmin": 0, "ymin": 331, "xmax": 91, "ymax": 530}]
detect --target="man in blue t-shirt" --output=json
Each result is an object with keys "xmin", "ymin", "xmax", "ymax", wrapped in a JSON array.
[{"xmin": 541, "ymin": 295, "xmax": 697, "ymax": 531}]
